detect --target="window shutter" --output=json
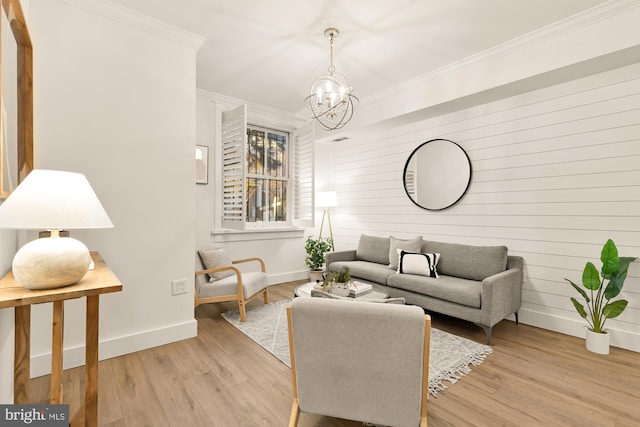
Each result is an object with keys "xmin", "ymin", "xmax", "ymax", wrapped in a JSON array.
[
  {"xmin": 221, "ymin": 104, "xmax": 247, "ymax": 230},
  {"xmin": 292, "ymin": 123, "xmax": 314, "ymax": 227}
]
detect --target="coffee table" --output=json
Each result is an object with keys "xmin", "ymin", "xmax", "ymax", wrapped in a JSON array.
[{"xmin": 294, "ymin": 281, "xmax": 389, "ymax": 301}]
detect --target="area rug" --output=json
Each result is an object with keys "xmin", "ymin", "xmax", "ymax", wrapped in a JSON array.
[{"xmin": 222, "ymin": 299, "xmax": 492, "ymax": 397}]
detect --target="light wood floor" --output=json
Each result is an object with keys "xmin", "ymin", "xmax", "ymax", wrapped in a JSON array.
[{"xmin": 31, "ymin": 281, "xmax": 640, "ymax": 426}]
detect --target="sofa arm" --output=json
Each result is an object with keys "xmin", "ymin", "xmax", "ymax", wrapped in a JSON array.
[
  {"xmin": 325, "ymin": 250, "xmax": 357, "ymax": 271},
  {"xmin": 480, "ymin": 268, "xmax": 523, "ymax": 326}
]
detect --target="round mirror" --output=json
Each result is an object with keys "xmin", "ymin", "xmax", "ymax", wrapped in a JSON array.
[{"xmin": 403, "ymin": 139, "xmax": 471, "ymax": 210}]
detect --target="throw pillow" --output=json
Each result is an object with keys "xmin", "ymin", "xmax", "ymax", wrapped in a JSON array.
[
  {"xmin": 388, "ymin": 235, "xmax": 423, "ymax": 269},
  {"xmin": 198, "ymin": 248, "xmax": 235, "ymax": 281},
  {"xmin": 397, "ymin": 250, "xmax": 440, "ymax": 278},
  {"xmin": 355, "ymin": 234, "xmax": 392, "ymax": 264}
]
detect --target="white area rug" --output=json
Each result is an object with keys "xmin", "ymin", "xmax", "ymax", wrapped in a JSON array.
[{"xmin": 222, "ymin": 298, "xmax": 493, "ymax": 397}]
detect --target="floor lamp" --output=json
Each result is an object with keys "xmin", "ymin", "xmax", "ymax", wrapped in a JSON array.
[{"xmin": 316, "ymin": 191, "xmax": 337, "ymax": 251}]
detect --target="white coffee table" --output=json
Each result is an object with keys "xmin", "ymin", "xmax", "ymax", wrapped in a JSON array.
[{"xmin": 294, "ymin": 281, "xmax": 389, "ymax": 301}]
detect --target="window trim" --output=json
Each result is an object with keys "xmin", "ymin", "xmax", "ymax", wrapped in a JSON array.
[{"xmin": 211, "ymin": 227, "xmax": 305, "ymax": 242}]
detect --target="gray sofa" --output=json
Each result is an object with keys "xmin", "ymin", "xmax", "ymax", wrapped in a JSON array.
[{"xmin": 326, "ymin": 235, "xmax": 524, "ymax": 344}]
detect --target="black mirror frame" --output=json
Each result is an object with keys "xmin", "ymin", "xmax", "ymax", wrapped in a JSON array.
[{"xmin": 402, "ymin": 138, "xmax": 472, "ymax": 211}]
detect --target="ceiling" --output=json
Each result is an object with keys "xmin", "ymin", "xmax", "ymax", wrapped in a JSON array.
[{"xmin": 108, "ymin": 0, "xmax": 608, "ymax": 114}]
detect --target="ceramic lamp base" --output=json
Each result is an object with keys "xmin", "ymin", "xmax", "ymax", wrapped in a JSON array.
[{"xmin": 12, "ymin": 235, "xmax": 91, "ymax": 289}]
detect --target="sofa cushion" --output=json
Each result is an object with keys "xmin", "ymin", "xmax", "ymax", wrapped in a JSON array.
[
  {"xmin": 387, "ymin": 273, "xmax": 482, "ymax": 308},
  {"xmin": 388, "ymin": 236, "xmax": 423, "ymax": 269},
  {"xmin": 198, "ymin": 248, "xmax": 235, "ymax": 281},
  {"xmin": 329, "ymin": 260, "xmax": 395, "ymax": 285},
  {"xmin": 421, "ymin": 241, "xmax": 508, "ymax": 281},
  {"xmin": 355, "ymin": 235, "xmax": 391, "ymax": 265},
  {"xmin": 397, "ymin": 251, "xmax": 439, "ymax": 278}
]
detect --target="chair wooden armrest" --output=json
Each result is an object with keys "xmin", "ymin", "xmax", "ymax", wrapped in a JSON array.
[
  {"xmin": 195, "ymin": 257, "xmax": 265, "ymax": 277},
  {"xmin": 232, "ymin": 257, "xmax": 266, "ymax": 272},
  {"xmin": 195, "ymin": 265, "xmax": 244, "ymax": 297},
  {"xmin": 195, "ymin": 264, "xmax": 242, "ymax": 277}
]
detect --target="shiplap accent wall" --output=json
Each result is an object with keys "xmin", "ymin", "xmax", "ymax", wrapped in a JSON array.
[{"xmin": 329, "ymin": 63, "xmax": 640, "ymax": 351}]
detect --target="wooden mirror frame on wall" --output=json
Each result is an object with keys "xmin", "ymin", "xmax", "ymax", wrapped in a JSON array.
[{"xmin": 0, "ymin": 0, "xmax": 33, "ymax": 200}]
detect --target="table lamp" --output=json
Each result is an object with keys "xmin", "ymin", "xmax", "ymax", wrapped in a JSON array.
[
  {"xmin": 0, "ymin": 169, "xmax": 113, "ymax": 289},
  {"xmin": 316, "ymin": 191, "xmax": 337, "ymax": 251}
]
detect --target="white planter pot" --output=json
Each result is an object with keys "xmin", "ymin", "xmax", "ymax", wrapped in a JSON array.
[
  {"xmin": 309, "ymin": 270, "xmax": 324, "ymax": 283},
  {"xmin": 333, "ymin": 282, "xmax": 350, "ymax": 297},
  {"xmin": 586, "ymin": 329, "xmax": 609, "ymax": 355}
]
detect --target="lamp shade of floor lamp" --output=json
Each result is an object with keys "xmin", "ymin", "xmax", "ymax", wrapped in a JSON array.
[
  {"xmin": 316, "ymin": 191, "xmax": 337, "ymax": 251},
  {"xmin": 0, "ymin": 169, "xmax": 113, "ymax": 289}
]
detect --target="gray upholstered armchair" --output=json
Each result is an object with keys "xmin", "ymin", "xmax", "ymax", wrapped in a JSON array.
[
  {"xmin": 195, "ymin": 247, "xmax": 269, "ymax": 321},
  {"xmin": 287, "ymin": 298, "xmax": 431, "ymax": 427}
]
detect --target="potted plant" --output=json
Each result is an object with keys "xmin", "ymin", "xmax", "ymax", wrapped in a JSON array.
[
  {"xmin": 305, "ymin": 236, "xmax": 333, "ymax": 283},
  {"xmin": 332, "ymin": 266, "xmax": 351, "ymax": 284},
  {"xmin": 564, "ymin": 239, "xmax": 636, "ymax": 354},
  {"xmin": 324, "ymin": 266, "xmax": 351, "ymax": 296}
]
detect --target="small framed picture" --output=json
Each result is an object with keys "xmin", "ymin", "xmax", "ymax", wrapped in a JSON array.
[{"xmin": 196, "ymin": 145, "xmax": 209, "ymax": 184}]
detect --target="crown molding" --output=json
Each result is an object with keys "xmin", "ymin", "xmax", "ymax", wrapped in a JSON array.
[
  {"xmin": 362, "ymin": 0, "xmax": 640, "ymax": 107},
  {"xmin": 198, "ymin": 89, "xmax": 306, "ymax": 131},
  {"xmin": 58, "ymin": 0, "xmax": 205, "ymax": 49}
]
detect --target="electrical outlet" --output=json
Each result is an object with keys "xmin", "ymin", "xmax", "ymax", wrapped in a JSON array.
[{"xmin": 171, "ymin": 279, "xmax": 188, "ymax": 296}]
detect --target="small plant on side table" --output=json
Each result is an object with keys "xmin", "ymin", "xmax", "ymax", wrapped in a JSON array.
[
  {"xmin": 332, "ymin": 266, "xmax": 351, "ymax": 284},
  {"xmin": 324, "ymin": 266, "xmax": 351, "ymax": 296}
]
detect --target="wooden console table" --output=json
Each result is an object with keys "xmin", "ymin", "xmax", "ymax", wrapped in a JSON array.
[{"xmin": 0, "ymin": 251, "xmax": 122, "ymax": 427}]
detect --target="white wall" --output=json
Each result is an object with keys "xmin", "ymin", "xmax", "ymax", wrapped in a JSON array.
[
  {"xmin": 328, "ymin": 63, "xmax": 640, "ymax": 351},
  {"xmin": 0, "ymin": 0, "xmax": 203, "ymax": 388}
]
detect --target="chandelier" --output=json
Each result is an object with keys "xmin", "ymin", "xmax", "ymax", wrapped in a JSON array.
[{"xmin": 305, "ymin": 28, "xmax": 359, "ymax": 131}]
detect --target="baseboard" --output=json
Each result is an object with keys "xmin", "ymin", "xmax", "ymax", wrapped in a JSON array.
[
  {"xmin": 519, "ymin": 307, "xmax": 639, "ymax": 352},
  {"xmin": 30, "ymin": 319, "xmax": 198, "ymax": 378}
]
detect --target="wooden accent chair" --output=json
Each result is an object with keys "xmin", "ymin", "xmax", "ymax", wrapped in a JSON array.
[
  {"xmin": 287, "ymin": 298, "xmax": 431, "ymax": 427},
  {"xmin": 195, "ymin": 248, "xmax": 269, "ymax": 322}
]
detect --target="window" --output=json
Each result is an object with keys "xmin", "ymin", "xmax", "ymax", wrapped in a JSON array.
[
  {"xmin": 221, "ymin": 104, "xmax": 312, "ymax": 230},
  {"xmin": 246, "ymin": 126, "xmax": 288, "ymax": 224}
]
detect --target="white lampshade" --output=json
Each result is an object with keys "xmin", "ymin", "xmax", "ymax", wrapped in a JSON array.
[
  {"xmin": 0, "ymin": 169, "xmax": 113, "ymax": 289},
  {"xmin": 0, "ymin": 169, "xmax": 113, "ymax": 229},
  {"xmin": 316, "ymin": 191, "xmax": 337, "ymax": 208}
]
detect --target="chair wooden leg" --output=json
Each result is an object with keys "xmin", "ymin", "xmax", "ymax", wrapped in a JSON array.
[
  {"xmin": 288, "ymin": 399, "xmax": 300, "ymax": 427},
  {"xmin": 263, "ymin": 287, "xmax": 270, "ymax": 304},
  {"xmin": 287, "ymin": 305, "xmax": 300, "ymax": 427},
  {"xmin": 239, "ymin": 300, "xmax": 247, "ymax": 322}
]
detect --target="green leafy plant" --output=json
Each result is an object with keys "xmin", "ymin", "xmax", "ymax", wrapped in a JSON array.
[
  {"xmin": 323, "ymin": 266, "xmax": 351, "ymax": 286},
  {"xmin": 305, "ymin": 236, "xmax": 333, "ymax": 271},
  {"xmin": 333, "ymin": 266, "xmax": 351, "ymax": 283},
  {"xmin": 564, "ymin": 239, "xmax": 636, "ymax": 333}
]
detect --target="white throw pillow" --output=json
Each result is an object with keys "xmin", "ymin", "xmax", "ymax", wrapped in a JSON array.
[
  {"xmin": 198, "ymin": 248, "xmax": 235, "ymax": 281},
  {"xmin": 388, "ymin": 235, "xmax": 423, "ymax": 269},
  {"xmin": 396, "ymin": 250, "xmax": 440, "ymax": 278}
]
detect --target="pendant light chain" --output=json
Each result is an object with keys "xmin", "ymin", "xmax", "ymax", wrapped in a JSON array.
[{"xmin": 328, "ymin": 31, "xmax": 335, "ymax": 74}]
